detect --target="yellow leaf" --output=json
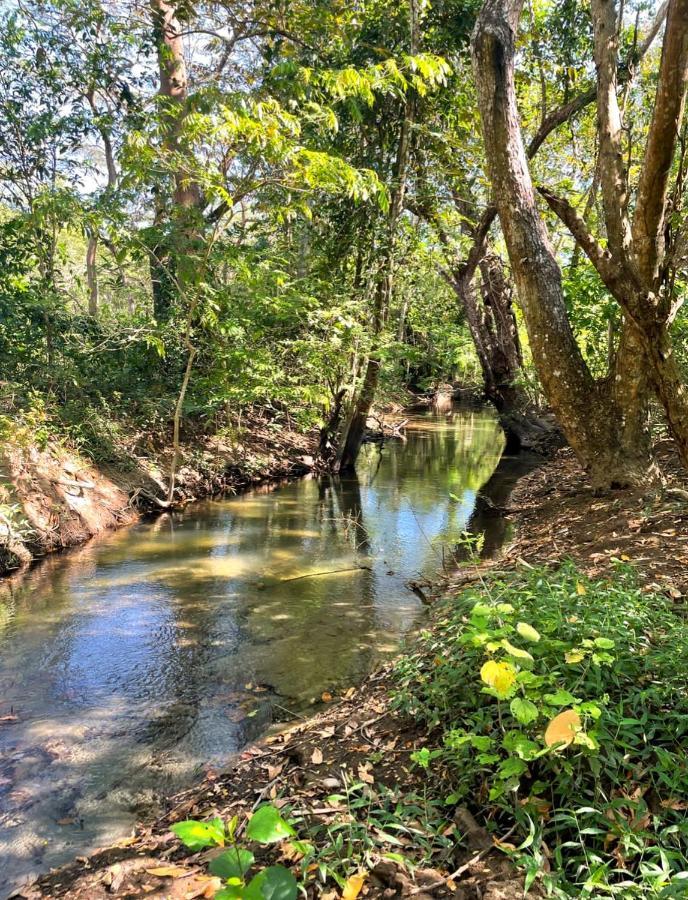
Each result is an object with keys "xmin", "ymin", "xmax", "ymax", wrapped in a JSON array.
[
  {"xmin": 516, "ymin": 622, "xmax": 541, "ymax": 642},
  {"xmin": 145, "ymin": 865, "xmax": 189, "ymax": 878},
  {"xmin": 565, "ymin": 650, "xmax": 585, "ymax": 664},
  {"xmin": 480, "ymin": 660, "xmax": 517, "ymax": 698},
  {"xmin": 500, "ymin": 639, "xmax": 534, "ymax": 661},
  {"xmin": 544, "ymin": 709, "xmax": 581, "ymax": 749},
  {"xmin": 576, "ymin": 582, "xmax": 587, "ymax": 595},
  {"xmin": 342, "ymin": 873, "xmax": 366, "ymax": 900}
]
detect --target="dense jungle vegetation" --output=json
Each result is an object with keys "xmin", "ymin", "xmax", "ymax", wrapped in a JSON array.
[{"xmin": 1, "ymin": 0, "xmax": 686, "ymax": 495}]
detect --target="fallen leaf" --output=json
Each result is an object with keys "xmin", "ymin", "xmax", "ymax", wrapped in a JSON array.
[
  {"xmin": 544, "ymin": 709, "xmax": 581, "ymax": 749},
  {"xmin": 145, "ymin": 865, "xmax": 190, "ymax": 878},
  {"xmin": 311, "ymin": 748, "xmax": 323, "ymax": 765},
  {"xmin": 357, "ymin": 763, "xmax": 374, "ymax": 784},
  {"xmin": 321, "ymin": 691, "xmax": 333, "ymax": 702},
  {"xmin": 318, "ymin": 726, "xmax": 336, "ymax": 738},
  {"xmin": 342, "ymin": 873, "xmax": 366, "ymax": 900}
]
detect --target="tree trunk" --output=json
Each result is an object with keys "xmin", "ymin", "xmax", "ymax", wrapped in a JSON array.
[
  {"xmin": 148, "ymin": 0, "xmax": 203, "ymax": 321},
  {"xmin": 86, "ymin": 232, "xmax": 98, "ymax": 317},
  {"xmin": 471, "ymin": 0, "xmax": 654, "ymax": 490}
]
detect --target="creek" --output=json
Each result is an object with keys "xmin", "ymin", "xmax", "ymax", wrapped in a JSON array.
[{"xmin": 0, "ymin": 408, "xmax": 536, "ymax": 896}]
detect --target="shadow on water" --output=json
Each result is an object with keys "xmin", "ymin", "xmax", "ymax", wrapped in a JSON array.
[{"xmin": 0, "ymin": 407, "xmax": 533, "ymax": 897}]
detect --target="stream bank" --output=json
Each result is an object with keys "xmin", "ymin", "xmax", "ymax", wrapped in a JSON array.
[
  {"xmin": 15, "ymin": 441, "xmax": 688, "ymax": 900},
  {"xmin": 0, "ymin": 413, "xmax": 318, "ymax": 576}
]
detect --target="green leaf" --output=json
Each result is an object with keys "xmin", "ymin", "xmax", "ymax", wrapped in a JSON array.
[
  {"xmin": 210, "ymin": 848, "xmax": 255, "ymax": 880},
  {"xmin": 171, "ymin": 818, "xmax": 225, "ymax": 851},
  {"xmin": 594, "ymin": 637, "xmax": 615, "ymax": 649},
  {"xmin": 510, "ymin": 698, "xmax": 539, "ymax": 725},
  {"xmin": 246, "ymin": 806, "xmax": 296, "ymax": 844},
  {"xmin": 543, "ymin": 690, "xmax": 578, "ymax": 707},
  {"xmin": 498, "ymin": 756, "xmax": 528, "ymax": 778},
  {"xmin": 215, "ymin": 887, "xmax": 244, "ymax": 900},
  {"xmin": 516, "ymin": 622, "xmax": 541, "ymax": 642},
  {"xmin": 244, "ymin": 866, "xmax": 297, "ymax": 900}
]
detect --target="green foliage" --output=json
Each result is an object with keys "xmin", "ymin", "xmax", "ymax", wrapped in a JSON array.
[
  {"xmin": 393, "ymin": 563, "xmax": 688, "ymax": 896},
  {"xmin": 172, "ymin": 805, "xmax": 298, "ymax": 900}
]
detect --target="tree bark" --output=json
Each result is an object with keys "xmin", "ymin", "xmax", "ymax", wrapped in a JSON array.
[
  {"xmin": 148, "ymin": 0, "xmax": 203, "ymax": 320},
  {"xmin": 86, "ymin": 232, "xmax": 98, "ymax": 317},
  {"xmin": 471, "ymin": 0, "xmax": 654, "ymax": 490},
  {"xmin": 590, "ymin": 0, "xmax": 688, "ymax": 466},
  {"xmin": 338, "ymin": 1, "xmax": 417, "ymax": 473}
]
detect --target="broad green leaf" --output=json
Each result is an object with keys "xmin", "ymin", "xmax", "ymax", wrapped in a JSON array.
[
  {"xmin": 210, "ymin": 848, "xmax": 255, "ymax": 880},
  {"xmin": 246, "ymin": 806, "xmax": 296, "ymax": 844},
  {"xmin": 510, "ymin": 697, "xmax": 539, "ymax": 725},
  {"xmin": 171, "ymin": 818, "xmax": 225, "ymax": 850},
  {"xmin": 593, "ymin": 637, "xmax": 615, "ymax": 649},
  {"xmin": 244, "ymin": 866, "xmax": 297, "ymax": 900},
  {"xmin": 544, "ymin": 690, "xmax": 577, "ymax": 706}
]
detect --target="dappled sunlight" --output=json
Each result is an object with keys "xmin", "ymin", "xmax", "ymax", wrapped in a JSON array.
[{"xmin": 0, "ymin": 409, "xmax": 510, "ymax": 895}]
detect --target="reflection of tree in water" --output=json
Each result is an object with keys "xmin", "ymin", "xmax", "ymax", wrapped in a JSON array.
[
  {"xmin": 357, "ymin": 411, "xmax": 504, "ymax": 515},
  {"xmin": 462, "ymin": 452, "xmax": 543, "ymax": 559}
]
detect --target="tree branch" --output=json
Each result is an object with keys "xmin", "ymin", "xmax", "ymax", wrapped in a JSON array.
[
  {"xmin": 632, "ymin": 0, "xmax": 688, "ymax": 286},
  {"xmin": 590, "ymin": 0, "xmax": 635, "ymax": 264}
]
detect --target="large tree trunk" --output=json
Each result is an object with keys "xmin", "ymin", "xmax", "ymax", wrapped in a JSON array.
[
  {"xmin": 590, "ymin": 0, "xmax": 688, "ymax": 467},
  {"xmin": 449, "ymin": 253, "xmax": 559, "ymax": 453},
  {"xmin": 148, "ymin": 0, "xmax": 203, "ymax": 320},
  {"xmin": 471, "ymin": 0, "xmax": 654, "ymax": 490}
]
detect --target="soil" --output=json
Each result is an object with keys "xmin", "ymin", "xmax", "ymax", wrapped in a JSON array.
[
  {"xmin": 10, "ymin": 441, "xmax": 688, "ymax": 900},
  {"xmin": 0, "ymin": 413, "xmax": 317, "ymax": 576}
]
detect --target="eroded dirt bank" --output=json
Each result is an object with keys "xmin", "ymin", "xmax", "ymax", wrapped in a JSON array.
[
  {"xmin": 11, "ymin": 443, "xmax": 688, "ymax": 900},
  {"xmin": 0, "ymin": 419, "xmax": 316, "ymax": 576}
]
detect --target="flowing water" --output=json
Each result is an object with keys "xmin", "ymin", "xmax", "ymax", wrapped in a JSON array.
[{"xmin": 0, "ymin": 409, "xmax": 531, "ymax": 896}]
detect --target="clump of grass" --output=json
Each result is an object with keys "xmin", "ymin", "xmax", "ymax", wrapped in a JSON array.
[{"xmin": 392, "ymin": 562, "xmax": 688, "ymax": 897}]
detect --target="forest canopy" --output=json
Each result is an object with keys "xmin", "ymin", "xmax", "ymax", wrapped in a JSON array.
[{"xmin": 0, "ymin": 0, "xmax": 686, "ymax": 493}]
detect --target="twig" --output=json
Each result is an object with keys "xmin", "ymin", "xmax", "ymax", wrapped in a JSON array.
[{"xmin": 280, "ymin": 566, "xmax": 371, "ymax": 583}]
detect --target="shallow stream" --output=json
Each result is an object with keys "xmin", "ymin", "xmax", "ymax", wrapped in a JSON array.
[{"xmin": 0, "ymin": 409, "xmax": 532, "ymax": 896}]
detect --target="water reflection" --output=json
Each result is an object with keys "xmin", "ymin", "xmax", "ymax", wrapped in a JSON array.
[{"xmin": 0, "ymin": 409, "xmax": 506, "ymax": 897}]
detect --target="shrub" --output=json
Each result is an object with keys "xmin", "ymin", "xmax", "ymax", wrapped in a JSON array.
[{"xmin": 393, "ymin": 562, "xmax": 688, "ymax": 897}]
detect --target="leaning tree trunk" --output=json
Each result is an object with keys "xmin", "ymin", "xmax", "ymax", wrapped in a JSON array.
[
  {"xmin": 338, "ymin": 1, "xmax": 416, "ymax": 472},
  {"xmin": 479, "ymin": 254, "xmax": 562, "ymax": 452},
  {"xmin": 451, "ymin": 256, "xmax": 562, "ymax": 454},
  {"xmin": 471, "ymin": 0, "xmax": 654, "ymax": 490}
]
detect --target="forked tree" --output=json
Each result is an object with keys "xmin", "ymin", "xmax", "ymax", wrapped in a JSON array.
[{"xmin": 472, "ymin": 0, "xmax": 688, "ymax": 490}]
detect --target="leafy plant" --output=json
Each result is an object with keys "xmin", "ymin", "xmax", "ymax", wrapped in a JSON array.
[
  {"xmin": 171, "ymin": 805, "xmax": 298, "ymax": 900},
  {"xmin": 393, "ymin": 563, "xmax": 688, "ymax": 897}
]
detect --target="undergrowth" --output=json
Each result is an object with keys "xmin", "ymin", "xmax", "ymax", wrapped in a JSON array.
[{"xmin": 392, "ymin": 562, "xmax": 688, "ymax": 897}]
